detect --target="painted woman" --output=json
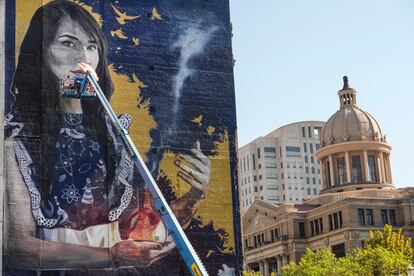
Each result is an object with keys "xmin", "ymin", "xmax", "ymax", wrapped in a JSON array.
[{"xmin": 4, "ymin": 0, "xmax": 210, "ymax": 271}]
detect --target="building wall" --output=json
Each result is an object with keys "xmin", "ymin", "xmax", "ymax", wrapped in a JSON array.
[
  {"xmin": 243, "ymin": 191, "xmax": 414, "ymax": 275},
  {"xmin": 2, "ymin": 0, "xmax": 241, "ymax": 274},
  {"xmin": 239, "ymin": 121, "xmax": 325, "ymax": 213}
]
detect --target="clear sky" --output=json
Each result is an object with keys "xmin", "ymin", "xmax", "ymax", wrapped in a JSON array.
[{"xmin": 229, "ymin": 0, "xmax": 414, "ymax": 188}]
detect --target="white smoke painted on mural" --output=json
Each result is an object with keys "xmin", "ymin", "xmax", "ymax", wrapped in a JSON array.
[
  {"xmin": 171, "ymin": 23, "xmax": 219, "ymax": 114},
  {"xmin": 217, "ymin": 264, "xmax": 236, "ymax": 276}
]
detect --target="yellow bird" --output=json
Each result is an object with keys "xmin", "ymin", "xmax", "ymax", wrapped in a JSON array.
[
  {"xmin": 191, "ymin": 115, "xmax": 203, "ymax": 126},
  {"xmin": 111, "ymin": 4, "xmax": 140, "ymax": 25},
  {"xmin": 151, "ymin": 7, "xmax": 162, "ymax": 20},
  {"xmin": 132, "ymin": 37, "xmax": 140, "ymax": 46},
  {"xmin": 207, "ymin": 126, "xmax": 215, "ymax": 135},
  {"xmin": 133, "ymin": 74, "xmax": 148, "ymax": 92},
  {"xmin": 111, "ymin": 28, "xmax": 128, "ymax": 40}
]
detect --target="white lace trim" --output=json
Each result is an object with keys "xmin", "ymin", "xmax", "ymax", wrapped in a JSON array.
[
  {"xmin": 13, "ymin": 140, "xmax": 62, "ymax": 228},
  {"xmin": 107, "ymin": 114, "xmax": 135, "ymax": 221}
]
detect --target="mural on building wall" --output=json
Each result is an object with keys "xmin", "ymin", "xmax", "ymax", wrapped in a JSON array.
[{"xmin": 3, "ymin": 0, "xmax": 240, "ymax": 275}]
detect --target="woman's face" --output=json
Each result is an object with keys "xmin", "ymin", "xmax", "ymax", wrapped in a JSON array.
[{"xmin": 45, "ymin": 17, "xmax": 99, "ymax": 80}]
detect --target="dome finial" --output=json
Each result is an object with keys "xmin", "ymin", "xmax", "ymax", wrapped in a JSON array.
[{"xmin": 343, "ymin": 76, "xmax": 349, "ymax": 89}]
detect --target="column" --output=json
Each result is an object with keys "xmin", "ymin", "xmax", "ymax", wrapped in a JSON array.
[
  {"xmin": 363, "ymin": 150, "xmax": 370, "ymax": 182},
  {"xmin": 379, "ymin": 152, "xmax": 386, "ymax": 183},
  {"xmin": 277, "ymin": 256, "xmax": 282, "ymax": 274},
  {"xmin": 282, "ymin": 255, "xmax": 287, "ymax": 266},
  {"xmin": 259, "ymin": 260, "xmax": 264, "ymax": 276},
  {"xmin": 376, "ymin": 153, "xmax": 383, "ymax": 183},
  {"xmin": 320, "ymin": 161, "xmax": 326, "ymax": 188},
  {"xmin": 264, "ymin": 260, "xmax": 269, "ymax": 276},
  {"xmin": 345, "ymin": 151, "xmax": 351, "ymax": 183},
  {"xmin": 329, "ymin": 155, "xmax": 335, "ymax": 186},
  {"xmin": 385, "ymin": 154, "xmax": 393, "ymax": 184}
]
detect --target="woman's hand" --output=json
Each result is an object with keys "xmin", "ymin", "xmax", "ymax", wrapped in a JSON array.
[
  {"xmin": 112, "ymin": 237, "xmax": 175, "ymax": 268},
  {"xmin": 175, "ymin": 141, "xmax": 211, "ymax": 197},
  {"xmin": 171, "ymin": 141, "xmax": 211, "ymax": 228}
]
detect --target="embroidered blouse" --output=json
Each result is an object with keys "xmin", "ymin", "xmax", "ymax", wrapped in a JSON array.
[{"xmin": 6, "ymin": 112, "xmax": 135, "ymax": 230}]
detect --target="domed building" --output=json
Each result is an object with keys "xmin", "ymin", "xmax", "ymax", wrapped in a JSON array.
[
  {"xmin": 242, "ymin": 77, "xmax": 414, "ymax": 276},
  {"xmin": 317, "ymin": 76, "xmax": 393, "ymax": 193}
]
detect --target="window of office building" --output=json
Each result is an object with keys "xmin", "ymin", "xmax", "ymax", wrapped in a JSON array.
[
  {"xmin": 329, "ymin": 211, "xmax": 343, "ymax": 230},
  {"xmin": 310, "ymin": 143, "xmax": 314, "ymax": 154},
  {"xmin": 320, "ymin": 218, "xmax": 323, "ymax": 233},
  {"xmin": 313, "ymin": 188, "xmax": 317, "ymax": 195},
  {"xmin": 305, "ymin": 167, "xmax": 309, "ymax": 174},
  {"xmin": 352, "ymin": 155, "xmax": 363, "ymax": 183},
  {"xmin": 257, "ymin": 148, "xmax": 261, "ymax": 159},
  {"xmin": 311, "ymin": 156, "xmax": 315, "ymax": 163},
  {"xmin": 329, "ymin": 211, "xmax": 343, "ymax": 231},
  {"xmin": 299, "ymin": 222, "xmax": 306, "ymax": 238},
  {"xmin": 312, "ymin": 177, "xmax": 316, "ymax": 185},
  {"xmin": 264, "ymin": 147, "xmax": 276, "ymax": 158},
  {"xmin": 265, "ymin": 162, "xmax": 277, "ymax": 168},
  {"xmin": 308, "ymin": 126, "xmax": 312, "ymax": 138},
  {"xmin": 310, "ymin": 221, "xmax": 314, "ymax": 236},
  {"xmin": 337, "ymin": 157, "xmax": 347, "ymax": 184},
  {"xmin": 286, "ymin": 146, "xmax": 301, "ymax": 157},
  {"xmin": 304, "ymin": 156, "xmax": 308, "ymax": 163},
  {"xmin": 381, "ymin": 209, "xmax": 388, "ymax": 225},
  {"xmin": 333, "ymin": 213, "xmax": 339, "ymax": 229},
  {"xmin": 252, "ymin": 154, "xmax": 256, "ymax": 170},
  {"xmin": 266, "ymin": 173, "xmax": 277, "ymax": 179},
  {"xmin": 311, "ymin": 167, "xmax": 315, "ymax": 174},
  {"xmin": 306, "ymin": 177, "xmax": 310, "ymax": 184},
  {"xmin": 247, "ymin": 157, "xmax": 249, "ymax": 171},
  {"xmin": 254, "ymin": 186, "xmax": 258, "ymax": 192},
  {"xmin": 332, "ymin": 243, "xmax": 345, "ymax": 258},
  {"xmin": 303, "ymin": 143, "xmax": 307, "ymax": 153},
  {"xmin": 366, "ymin": 209, "xmax": 374, "ymax": 226},
  {"xmin": 368, "ymin": 155, "xmax": 377, "ymax": 182},
  {"xmin": 302, "ymin": 127, "xmax": 306, "ymax": 138},
  {"xmin": 358, "ymin": 209, "xmax": 365, "ymax": 225},
  {"xmin": 389, "ymin": 209, "xmax": 396, "ymax": 226},
  {"xmin": 307, "ymin": 188, "xmax": 311, "ymax": 195}
]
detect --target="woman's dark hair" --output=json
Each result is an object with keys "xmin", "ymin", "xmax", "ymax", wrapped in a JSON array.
[{"xmin": 11, "ymin": 0, "xmax": 114, "ymax": 200}]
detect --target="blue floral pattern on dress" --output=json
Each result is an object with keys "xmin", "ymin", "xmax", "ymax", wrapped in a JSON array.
[{"xmin": 48, "ymin": 113, "xmax": 110, "ymax": 229}]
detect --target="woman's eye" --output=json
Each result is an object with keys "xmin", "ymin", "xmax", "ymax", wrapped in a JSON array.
[
  {"xmin": 62, "ymin": 41, "xmax": 75, "ymax": 47},
  {"xmin": 88, "ymin": 45, "xmax": 97, "ymax": 51}
]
